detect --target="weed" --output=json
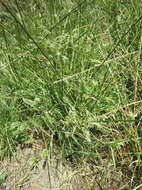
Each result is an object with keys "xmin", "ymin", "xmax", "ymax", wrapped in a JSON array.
[{"xmin": 0, "ymin": 0, "xmax": 142, "ymax": 188}]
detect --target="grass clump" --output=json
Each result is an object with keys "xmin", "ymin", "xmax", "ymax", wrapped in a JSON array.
[{"xmin": 0, "ymin": 0, "xmax": 142, "ymax": 188}]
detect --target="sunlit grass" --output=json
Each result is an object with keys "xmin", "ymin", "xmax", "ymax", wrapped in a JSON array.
[{"xmin": 0, "ymin": 0, "xmax": 142, "ymax": 188}]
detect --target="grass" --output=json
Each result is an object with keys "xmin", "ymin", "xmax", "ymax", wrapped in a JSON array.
[{"xmin": 0, "ymin": 0, "xmax": 142, "ymax": 188}]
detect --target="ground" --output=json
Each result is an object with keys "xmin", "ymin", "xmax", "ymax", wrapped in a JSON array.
[{"xmin": 0, "ymin": 145, "xmax": 129, "ymax": 190}]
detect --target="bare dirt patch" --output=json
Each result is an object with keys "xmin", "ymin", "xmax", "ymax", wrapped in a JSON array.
[
  {"xmin": 0, "ymin": 147, "xmax": 93, "ymax": 190},
  {"xmin": 0, "ymin": 147, "xmax": 126, "ymax": 190}
]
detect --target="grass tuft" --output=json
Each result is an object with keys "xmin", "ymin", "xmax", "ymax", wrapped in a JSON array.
[{"xmin": 0, "ymin": 0, "xmax": 142, "ymax": 188}]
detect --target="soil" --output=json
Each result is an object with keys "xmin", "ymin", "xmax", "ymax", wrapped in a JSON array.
[
  {"xmin": 0, "ymin": 146, "xmax": 125, "ymax": 190},
  {"xmin": 0, "ymin": 147, "xmax": 93, "ymax": 190}
]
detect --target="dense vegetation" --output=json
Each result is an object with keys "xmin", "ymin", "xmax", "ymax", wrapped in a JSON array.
[{"xmin": 0, "ymin": 0, "xmax": 142, "ymax": 188}]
